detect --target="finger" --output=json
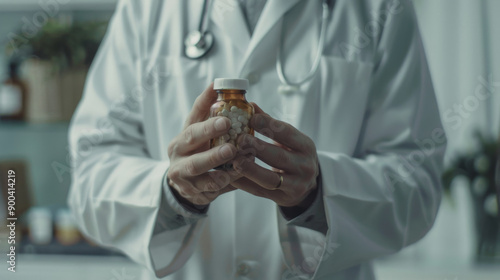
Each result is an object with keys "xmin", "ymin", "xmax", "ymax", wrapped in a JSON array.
[
  {"xmin": 191, "ymin": 185, "xmax": 237, "ymax": 205},
  {"xmin": 179, "ymin": 144, "xmax": 237, "ymax": 177},
  {"xmin": 191, "ymin": 170, "xmax": 242, "ymax": 193},
  {"xmin": 170, "ymin": 182, "xmax": 212, "ymax": 206},
  {"xmin": 250, "ymin": 113, "xmax": 314, "ymax": 153},
  {"xmin": 204, "ymin": 185, "xmax": 236, "ymax": 200},
  {"xmin": 247, "ymin": 103, "xmax": 293, "ymax": 152},
  {"xmin": 231, "ymin": 177, "xmax": 282, "ymax": 201},
  {"xmin": 172, "ymin": 117, "xmax": 231, "ymax": 155},
  {"xmin": 167, "ymin": 178, "xmax": 207, "ymax": 206},
  {"xmin": 168, "ymin": 176, "xmax": 229, "ymax": 206},
  {"xmin": 184, "ymin": 83, "xmax": 217, "ymax": 128},
  {"xmin": 237, "ymin": 134, "xmax": 299, "ymax": 173},
  {"xmin": 232, "ymin": 156, "xmax": 286, "ymax": 190},
  {"xmin": 189, "ymin": 194, "xmax": 211, "ymax": 206},
  {"xmin": 250, "ymin": 102, "xmax": 267, "ymax": 115}
]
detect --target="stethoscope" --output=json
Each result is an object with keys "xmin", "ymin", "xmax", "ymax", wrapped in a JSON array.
[
  {"xmin": 184, "ymin": 0, "xmax": 332, "ymax": 95},
  {"xmin": 184, "ymin": 0, "xmax": 214, "ymax": 59}
]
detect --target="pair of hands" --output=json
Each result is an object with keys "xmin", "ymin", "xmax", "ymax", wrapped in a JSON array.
[{"xmin": 167, "ymin": 84, "xmax": 319, "ymax": 211}]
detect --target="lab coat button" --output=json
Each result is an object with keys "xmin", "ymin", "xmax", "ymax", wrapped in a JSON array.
[
  {"xmin": 236, "ymin": 262, "xmax": 251, "ymax": 276},
  {"xmin": 246, "ymin": 73, "xmax": 260, "ymax": 84}
]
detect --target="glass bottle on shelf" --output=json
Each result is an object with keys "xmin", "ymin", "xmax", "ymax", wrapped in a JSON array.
[{"xmin": 0, "ymin": 60, "xmax": 27, "ymax": 121}]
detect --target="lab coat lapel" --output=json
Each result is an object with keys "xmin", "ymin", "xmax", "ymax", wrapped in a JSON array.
[
  {"xmin": 210, "ymin": 0, "xmax": 251, "ymax": 54},
  {"xmin": 239, "ymin": 0, "xmax": 303, "ymax": 73}
]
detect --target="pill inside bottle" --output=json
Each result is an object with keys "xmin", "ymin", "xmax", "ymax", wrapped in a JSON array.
[{"xmin": 210, "ymin": 78, "xmax": 254, "ymax": 170}]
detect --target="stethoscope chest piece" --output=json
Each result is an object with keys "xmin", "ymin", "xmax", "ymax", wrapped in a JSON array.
[
  {"xmin": 184, "ymin": 30, "xmax": 214, "ymax": 59},
  {"xmin": 278, "ymin": 84, "xmax": 301, "ymax": 96}
]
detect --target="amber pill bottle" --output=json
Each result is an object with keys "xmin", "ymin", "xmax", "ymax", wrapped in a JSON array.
[{"xmin": 210, "ymin": 78, "xmax": 254, "ymax": 168}]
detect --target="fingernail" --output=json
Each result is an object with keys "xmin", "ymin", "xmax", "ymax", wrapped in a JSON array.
[
  {"xmin": 220, "ymin": 145, "xmax": 234, "ymax": 159},
  {"xmin": 233, "ymin": 159, "xmax": 244, "ymax": 173},
  {"xmin": 215, "ymin": 118, "xmax": 228, "ymax": 131}
]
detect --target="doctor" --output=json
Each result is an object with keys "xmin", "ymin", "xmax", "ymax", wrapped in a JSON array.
[{"xmin": 68, "ymin": 0, "xmax": 446, "ymax": 279}]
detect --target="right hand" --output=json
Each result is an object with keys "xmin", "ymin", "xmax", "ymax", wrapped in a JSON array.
[{"xmin": 167, "ymin": 83, "xmax": 241, "ymax": 206}]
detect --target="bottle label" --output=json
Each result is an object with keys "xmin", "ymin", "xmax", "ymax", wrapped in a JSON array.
[{"xmin": 0, "ymin": 85, "xmax": 22, "ymax": 115}]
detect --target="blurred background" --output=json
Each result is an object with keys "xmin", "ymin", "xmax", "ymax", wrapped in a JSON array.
[{"xmin": 0, "ymin": 0, "xmax": 499, "ymax": 279}]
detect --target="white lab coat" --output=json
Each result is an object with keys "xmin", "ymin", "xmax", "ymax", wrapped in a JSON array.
[{"xmin": 68, "ymin": 0, "xmax": 446, "ymax": 279}]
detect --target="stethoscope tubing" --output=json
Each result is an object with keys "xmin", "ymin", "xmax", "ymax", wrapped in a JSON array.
[
  {"xmin": 185, "ymin": 0, "xmax": 331, "ymax": 87},
  {"xmin": 198, "ymin": 0, "xmax": 210, "ymax": 32},
  {"xmin": 276, "ymin": 0, "xmax": 330, "ymax": 87}
]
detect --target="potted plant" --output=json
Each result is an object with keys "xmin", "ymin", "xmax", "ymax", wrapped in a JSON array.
[
  {"xmin": 443, "ymin": 133, "xmax": 500, "ymax": 262},
  {"xmin": 5, "ymin": 18, "xmax": 107, "ymax": 122}
]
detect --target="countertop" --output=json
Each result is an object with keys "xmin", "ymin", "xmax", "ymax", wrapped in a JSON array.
[{"xmin": 1, "ymin": 254, "xmax": 499, "ymax": 280}]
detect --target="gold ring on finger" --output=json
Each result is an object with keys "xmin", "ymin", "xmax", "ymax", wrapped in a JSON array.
[{"xmin": 271, "ymin": 174, "xmax": 283, "ymax": 190}]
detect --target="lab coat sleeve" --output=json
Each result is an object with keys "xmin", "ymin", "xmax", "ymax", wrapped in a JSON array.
[
  {"xmin": 278, "ymin": 1, "xmax": 446, "ymax": 278},
  {"xmin": 67, "ymin": 1, "xmax": 204, "ymax": 278},
  {"xmin": 279, "ymin": 172, "xmax": 328, "ymax": 234},
  {"xmin": 153, "ymin": 174, "xmax": 207, "ymax": 234}
]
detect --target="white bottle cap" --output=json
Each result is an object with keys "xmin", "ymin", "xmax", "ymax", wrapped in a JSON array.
[{"xmin": 214, "ymin": 78, "xmax": 249, "ymax": 90}]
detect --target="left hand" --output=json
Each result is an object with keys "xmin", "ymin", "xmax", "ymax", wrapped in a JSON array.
[{"xmin": 231, "ymin": 103, "xmax": 319, "ymax": 208}]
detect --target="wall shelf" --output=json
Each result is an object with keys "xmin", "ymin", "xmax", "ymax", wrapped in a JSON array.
[{"xmin": 0, "ymin": 121, "xmax": 70, "ymax": 129}]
